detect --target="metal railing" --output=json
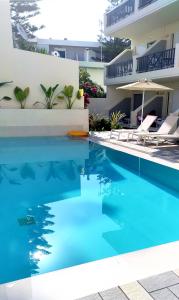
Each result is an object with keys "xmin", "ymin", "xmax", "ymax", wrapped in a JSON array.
[
  {"xmin": 136, "ymin": 48, "xmax": 175, "ymax": 73},
  {"xmin": 106, "ymin": 60, "xmax": 133, "ymax": 78},
  {"xmin": 106, "ymin": 0, "xmax": 135, "ymax": 27},
  {"xmin": 138, "ymin": 0, "xmax": 158, "ymax": 9}
]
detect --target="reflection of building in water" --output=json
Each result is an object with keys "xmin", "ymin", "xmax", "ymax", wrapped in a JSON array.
[
  {"xmin": 0, "ymin": 138, "xmax": 89, "ymax": 284},
  {"xmin": 84, "ymin": 142, "xmax": 124, "ymax": 185}
]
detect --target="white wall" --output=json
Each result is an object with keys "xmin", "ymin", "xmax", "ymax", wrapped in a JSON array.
[
  {"xmin": 0, "ymin": 109, "xmax": 89, "ymax": 136},
  {"xmin": 85, "ymin": 67, "xmax": 106, "ymax": 91},
  {"xmin": 79, "ymin": 62, "xmax": 106, "ymax": 91},
  {"xmin": 88, "ymin": 87, "xmax": 131, "ymax": 116},
  {"xmin": 0, "ymin": 0, "xmax": 83, "ymax": 109}
]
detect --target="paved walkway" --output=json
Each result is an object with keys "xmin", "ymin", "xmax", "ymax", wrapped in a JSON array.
[
  {"xmin": 77, "ymin": 270, "xmax": 179, "ymax": 300},
  {"xmin": 89, "ymin": 132, "xmax": 179, "ymax": 170}
]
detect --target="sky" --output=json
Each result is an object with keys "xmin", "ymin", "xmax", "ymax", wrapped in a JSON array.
[{"xmin": 35, "ymin": 0, "xmax": 108, "ymax": 41}]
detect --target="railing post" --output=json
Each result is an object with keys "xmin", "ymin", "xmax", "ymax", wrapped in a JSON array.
[
  {"xmin": 174, "ymin": 43, "xmax": 179, "ymax": 69},
  {"xmin": 132, "ymin": 55, "xmax": 137, "ymax": 76},
  {"xmin": 135, "ymin": 0, "xmax": 139, "ymax": 11}
]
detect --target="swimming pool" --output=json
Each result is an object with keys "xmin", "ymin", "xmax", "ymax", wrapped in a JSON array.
[{"xmin": 0, "ymin": 137, "xmax": 179, "ymax": 284}]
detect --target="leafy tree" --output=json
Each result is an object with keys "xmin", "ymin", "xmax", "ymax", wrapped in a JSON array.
[
  {"xmin": 93, "ymin": 0, "xmax": 131, "ymax": 62},
  {"xmin": 106, "ymin": 0, "xmax": 121, "ymax": 11},
  {"xmin": 10, "ymin": 0, "xmax": 44, "ymax": 49},
  {"xmin": 97, "ymin": 36, "xmax": 131, "ymax": 62}
]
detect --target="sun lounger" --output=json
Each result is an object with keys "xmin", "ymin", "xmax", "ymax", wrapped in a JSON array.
[
  {"xmin": 134, "ymin": 115, "xmax": 178, "ymax": 145},
  {"xmin": 110, "ymin": 115, "xmax": 157, "ymax": 140},
  {"xmin": 152, "ymin": 126, "xmax": 179, "ymax": 146}
]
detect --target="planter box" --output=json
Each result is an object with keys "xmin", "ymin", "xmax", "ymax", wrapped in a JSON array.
[{"xmin": 0, "ymin": 109, "xmax": 89, "ymax": 137}]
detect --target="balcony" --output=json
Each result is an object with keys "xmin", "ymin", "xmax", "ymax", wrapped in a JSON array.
[
  {"xmin": 136, "ymin": 48, "xmax": 175, "ymax": 73},
  {"xmin": 106, "ymin": 0, "xmax": 135, "ymax": 27},
  {"xmin": 106, "ymin": 60, "xmax": 133, "ymax": 78},
  {"xmin": 138, "ymin": 0, "xmax": 158, "ymax": 9},
  {"xmin": 105, "ymin": 0, "xmax": 179, "ymax": 40}
]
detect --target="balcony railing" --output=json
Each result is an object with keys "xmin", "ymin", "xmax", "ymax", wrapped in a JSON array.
[
  {"xmin": 136, "ymin": 48, "xmax": 175, "ymax": 73},
  {"xmin": 106, "ymin": 60, "xmax": 133, "ymax": 78},
  {"xmin": 138, "ymin": 0, "xmax": 158, "ymax": 9},
  {"xmin": 106, "ymin": 0, "xmax": 135, "ymax": 27}
]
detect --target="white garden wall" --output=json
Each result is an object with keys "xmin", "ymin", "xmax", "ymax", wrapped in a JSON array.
[
  {"xmin": 0, "ymin": 0, "xmax": 83, "ymax": 109},
  {"xmin": 0, "ymin": 109, "xmax": 89, "ymax": 137}
]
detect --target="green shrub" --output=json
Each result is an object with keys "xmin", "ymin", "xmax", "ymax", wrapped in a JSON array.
[{"xmin": 89, "ymin": 111, "xmax": 125, "ymax": 131}]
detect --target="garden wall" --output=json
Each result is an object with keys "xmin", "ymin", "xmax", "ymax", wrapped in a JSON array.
[
  {"xmin": 0, "ymin": 109, "xmax": 89, "ymax": 137},
  {"xmin": 88, "ymin": 98, "xmax": 108, "ymax": 116},
  {"xmin": 0, "ymin": 0, "xmax": 83, "ymax": 109}
]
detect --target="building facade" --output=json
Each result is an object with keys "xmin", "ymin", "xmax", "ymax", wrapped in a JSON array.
[
  {"xmin": 37, "ymin": 39, "xmax": 101, "ymax": 62},
  {"xmin": 104, "ymin": 0, "xmax": 179, "ymax": 124}
]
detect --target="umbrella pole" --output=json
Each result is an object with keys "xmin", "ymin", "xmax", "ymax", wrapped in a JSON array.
[{"xmin": 141, "ymin": 90, "xmax": 145, "ymax": 124}]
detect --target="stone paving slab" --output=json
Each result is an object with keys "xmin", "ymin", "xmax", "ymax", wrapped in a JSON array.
[
  {"xmin": 169, "ymin": 284, "xmax": 179, "ymax": 298},
  {"xmin": 77, "ymin": 294, "xmax": 101, "ymax": 300},
  {"xmin": 150, "ymin": 288, "xmax": 178, "ymax": 300},
  {"xmin": 76, "ymin": 270, "xmax": 179, "ymax": 300},
  {"xmin": 138, "ymin": 271, "xmax": 179, "ymax": 292},
  {"xmin": 121, "ymin": 282, "xmax": 153, "ymax": 300},
  {"xmin": 100, "ymin": 287, "xmax": 128, "ymax": 300}
]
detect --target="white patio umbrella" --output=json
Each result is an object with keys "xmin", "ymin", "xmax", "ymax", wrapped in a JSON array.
[{"xmin": 117, "ymin": 79, "xmax": 173, "ymax": 124}]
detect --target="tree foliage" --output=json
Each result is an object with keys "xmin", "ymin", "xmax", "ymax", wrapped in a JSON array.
[
  {"xmin": 97, "ymin": 36, "xmax": 131, "ymax": 62},
  {"xmin": 106, "ymin": 0, "xmax": 121, "ymax": 11},
  {"xmin": 10, "ymin": 0, "xmax": 44, "ymax": 49},
  {"xmin": 94, "ymin": 0, "xmax": 131, "ymax": 62}
]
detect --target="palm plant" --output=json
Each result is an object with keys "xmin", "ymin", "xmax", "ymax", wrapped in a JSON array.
[
  {"xmin": 14, "ymin": 86, "xmax": 30, "ymax": 109},
  {"xmin": 0, "ymin": 81, "xmax": 12, "ymax": 101},
  {"xmin": 58, "ymin": 85, "xmax": 81, "ymax": 109},
  {"xmin": 110, "ymin": 111, "xmax": 126, "ymax": 129},
  {"xmin": 34, "ymin": 84, "xmax": 60, "ymax": 109}
]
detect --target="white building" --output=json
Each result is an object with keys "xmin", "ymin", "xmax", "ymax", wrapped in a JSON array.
[{"xmin": 104, "ymin": 0, "xmax": 179, "ymax": 124}]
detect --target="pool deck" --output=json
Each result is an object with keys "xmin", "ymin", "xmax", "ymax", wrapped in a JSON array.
[
  {"xmin": 89, "ymin": 131, "xmax": 179, "ymax": 170},
  {"xmin": 77, "ymin": 270, "xmax": 179, "ymax": 300},
  {"xmin": 1, "ymin": 133, "xmax": 179, "ymax": 300}
]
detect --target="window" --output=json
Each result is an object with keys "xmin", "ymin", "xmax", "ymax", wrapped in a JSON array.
[
  {"xmin": 58, "ymin": 49, "xmax": 66, "ymax": 58},
  {"xmin": 54, "ymin": 48, "xmax": 66, "ymax": 58}
]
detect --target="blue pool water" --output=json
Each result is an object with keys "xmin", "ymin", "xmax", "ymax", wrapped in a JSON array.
[{"xmin": 0, "ymin": 137, "xmax": 179, "ymax": 284}]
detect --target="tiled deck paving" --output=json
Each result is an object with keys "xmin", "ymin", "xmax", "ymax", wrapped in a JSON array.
[
  {"xmin": 77, "ymin": 270, "xmax": 179, "ymax": 300},
  {"xmin": 89, "ymin": 132, "xmax": 179, "ymax": 169}
]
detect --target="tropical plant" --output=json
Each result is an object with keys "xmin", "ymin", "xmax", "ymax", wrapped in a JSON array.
[
  {"xmin": 110, "ymin": 111, "xmax": 126, "ymax": 129},
  {"xmin": 89, "ymin": 111, "xmax": 125, "ymax": 131},
  {"xmin": 89, "ymin": 113, "xmax": 111, "ymax": 131},
  {"xmin": 34, "ymin": 84, "xmax": 60, "ymax": 109},
  {"xmin": 14, "ymin": 86, "xmax": 30, "ymax": 109},
  {"xmin": 58, "ymin": 85, "xmax": 81, "ymax": 109},
  {"xmin": 0, "ymin": 81, "xmax": 12, "ymax": 88},
  {"xmin": 0, "ymin": 81, "xmax": 12, "ymax": 102}
]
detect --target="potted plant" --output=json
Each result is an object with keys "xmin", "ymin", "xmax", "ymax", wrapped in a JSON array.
[
  {"xmin": 58, "ymin": 85, "xmax": 81, "ymax": 109},
  {"xmin": 34, "ymin": 84, "xmax": 60, "ymax": 109},
  {"xmin": 0, "ymin": 81, "xmax": 12, "ymax": 102},
  {"xmin": 14, "ymin": 86, "xmax": 30, "ymax": 109}
]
